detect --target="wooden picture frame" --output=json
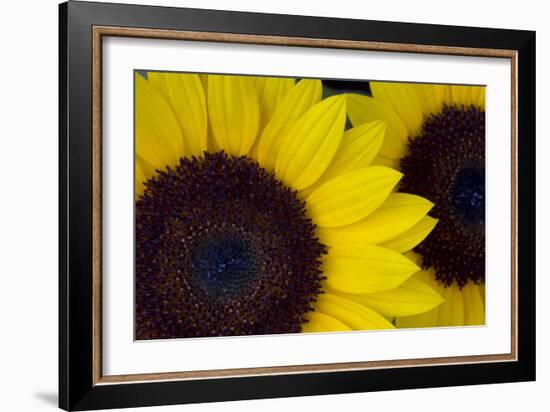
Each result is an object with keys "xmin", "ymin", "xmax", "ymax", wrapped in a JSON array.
[{"xmin": 59, "ymin": 1, "xmax": 535, "ymax": 410}]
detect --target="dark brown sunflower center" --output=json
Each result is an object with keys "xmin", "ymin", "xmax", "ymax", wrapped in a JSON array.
[
  {"xmin": 135, "ymin": 152, "xmax": 326, "ymax": 340},
  {"xmin": 399, "ymin": 105, "xmax": 485, "ymax": 288}
]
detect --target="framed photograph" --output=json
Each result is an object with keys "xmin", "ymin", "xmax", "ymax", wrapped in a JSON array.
[{"xmin": 59, "ymin": 1, "xmax": 536, "ymax": 410}]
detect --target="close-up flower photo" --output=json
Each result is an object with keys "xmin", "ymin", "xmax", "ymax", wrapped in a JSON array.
[{"xmin": 134, "ymin": 72, "xmax": 485, "ymax": 340}]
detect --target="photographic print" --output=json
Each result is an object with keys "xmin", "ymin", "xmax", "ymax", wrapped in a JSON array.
[{"xmin": 134, "ymin": 72, "xmax": 485, "ymax": 340}]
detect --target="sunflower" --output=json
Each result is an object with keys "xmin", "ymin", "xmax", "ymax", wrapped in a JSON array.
[
  {"xmin": 346, "ymin": 82, "xmax": 486, "ymax": 327},
  {"xmin": 134, "ymin": 72, "xmax": 443, "ymax": 340}
]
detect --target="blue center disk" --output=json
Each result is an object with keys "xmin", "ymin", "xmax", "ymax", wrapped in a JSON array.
[
  {"xmin": 191, "ymin": 235, "xmax": 256, "ymax": 297},
  {"xmin": 451, "ymin": 165, "xmax": 485, "ymax": 225}
]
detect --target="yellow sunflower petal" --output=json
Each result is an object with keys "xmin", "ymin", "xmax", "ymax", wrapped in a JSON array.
[
  {"xmin": 477, "ymin": 87, "xmax": 486, "ymax": 108},
  {"xmin": 395, "ymin": 306, "xmax": 440, "ymax": 329},
  {"xmin": 323, "ymin": 244, "xmax": 420, "ymax": 294},
  {"xmin": 462, "ymin": 283, "xmax": 485, "ymax": 325},
  {"xmin": 135, "ymin": 73, "xmax": 184, "ymax": 170},
  {"xmin": 470, "ymin": 86, "xmax": 486, "ymax": 109},
  {"xmin": 324, "ymin": 121, "xmax": 385, "ymax": 175},
  {"xmin": 307, "ymin": 167, "xmax": 402, "ymax": 228},
  {"xmin": 436, "ymin": 284, "xmax": 465, "ymax": 326},
  {"xmin": 317, "ymin": 193, "xmax": 433, "ymax": 245},
  {"xmin": 415, "ymin": 84, "xmax": 449, "ymax": 116},
  {"xmin": 207, "ymin": 75, "xmax": 260, "ymax": 156},
  {"xmin": 302, "ymin": 311, "xmax": 352, "ymax": 333},
  {"xmin": 256, "ymin": 76, "xmax": 295, "ymax": 131},
  {"xmin": 404, "ymin": 251, "xmax": 423, "ymax": 267},
  {"xmin": 451, "ymin": 85, "xmax": 485, "ymax": 109},
  {"xmin": 332, "ymin": 276, "xmax": 444, "ymax": 317},
  {"xmin": 314, "ymin": 293, "xmax": 395, "ymax": 330},
  {"xmin": 135, "ymin": 155, "xmax": 156, "ymax": 198},
  {"xmin": 206, "ymin": 122, "xmax": 220, "ymax": 152},
  {"xmin": 256, "ymin": 79, "xmax": 322, "ymax": 171},
  {"xmin": 136, "ymin": 171, "xmax": 145, "ymax": 199},
  {"xmin": 147, "ymin": 72, "xmax": 207, "ymax": 157},
  {"xmin": 135, "ymin": 159, "xmax": 147, "ymax": 199},
  {"xmin": 393, "ymin": 269, "xmax": 442, "ymax": 328},
  {"xmin": 275, "ymin": 95, "xmax": 346, "ymax": 190},
  {"xmin": 450, "ymin": 85, "xmax": 471, "ymax": 107},
  {"xmin": 371, "ymin": 154, "xmax": 400, "ymax": 169},
  {"xmin": 301, "ymin": 121, "xmax": 385, "ymax": 197},
  {"xmin": 199, "ymin": 74, "xmax": 208, "ymax": 91},
  {"xmin": 370, "ymin": 82, "xmax": 425, "ymax": 137},
  {"xmin": 347, "ymin": 93, "xmax": 408, "ymax": 159},
  {"xmin": 380, "ymin": 215, "xmax": 439, "ymax": 253}
]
